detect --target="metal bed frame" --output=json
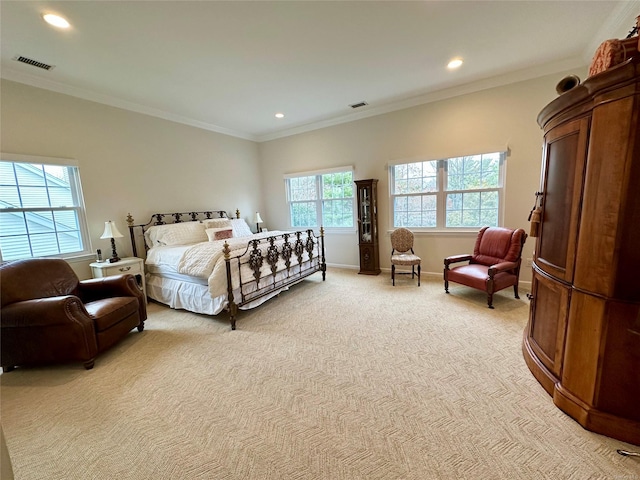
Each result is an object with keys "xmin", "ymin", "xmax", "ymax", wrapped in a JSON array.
[{"xmin": 127, "ymin": 209, "xmax": 326, "ymax": 329}]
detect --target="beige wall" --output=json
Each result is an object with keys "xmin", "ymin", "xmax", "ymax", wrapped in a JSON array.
[
  {"xmin": 258, "ymin": 69, "xmax": 587, "ymax": 283},
  {"xmin": 2, "ymin": 69, "xmax": 585, "ymax": 283},
  {"xmin": 1, "ymin": 80, "xmax": 262, "ymax": 278}
]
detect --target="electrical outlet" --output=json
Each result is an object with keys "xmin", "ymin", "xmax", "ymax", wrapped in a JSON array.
[{"xmin": 525, "ymin": 258, "xmax": 533, "ymax": 267}]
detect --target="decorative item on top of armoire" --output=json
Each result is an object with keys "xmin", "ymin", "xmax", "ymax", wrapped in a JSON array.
[
  {"xmin": 355, "ymin": 179, "xmax": 380, "ymax": 275},
  {"xmin": 522, "ymin": 16, "xmax": 640, "ymax": 446},
  {"xmin": 554, "ymin": 75, "xmax": 581, "ymax": 95},
  {"xmin": 588, "ymin": 15, "xmax": 640, "ymax": 77}
]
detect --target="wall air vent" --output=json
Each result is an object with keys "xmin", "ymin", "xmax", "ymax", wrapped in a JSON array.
[
  {"xmin": 349, "ymin": 101, "xmax": 368, "ymax": 109},
  {"xmin": 13, "ymin": 56, "xmax": 55, "ymax": 71}
]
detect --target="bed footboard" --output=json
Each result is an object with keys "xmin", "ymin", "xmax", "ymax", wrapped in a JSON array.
[{"xmin": 223, "ymin": 228, "xmax": 326, "ymax": 330}]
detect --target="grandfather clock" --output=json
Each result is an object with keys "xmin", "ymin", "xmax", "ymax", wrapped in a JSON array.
[{"xmin": 355, "ymin": 179, "xmax": 380, "ymax": 275}]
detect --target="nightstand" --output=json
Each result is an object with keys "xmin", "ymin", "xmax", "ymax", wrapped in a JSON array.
[{"xmin": 90, "ymin": 257, "xmax": 146, "ymax": 301}]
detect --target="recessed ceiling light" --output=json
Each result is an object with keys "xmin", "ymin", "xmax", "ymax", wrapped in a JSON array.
[
  {"xmin": 275, "ymin": 113, "xmax": 285, "ymax": 119},
  {"xmin": 447, "ymin": 58, "xmax": 463, "ymax": 69},
  {"xmin": 43, "ymin": 13, "xmax": 70, "ymax": 29}
]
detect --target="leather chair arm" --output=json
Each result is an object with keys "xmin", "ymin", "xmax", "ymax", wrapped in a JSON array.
[
  {"xmin": 2, "ymin": 296, "xmax": 91, "ymax": 328},
  {"xmin": 488, "ymin": 261, "xmax": 518, "ymax": 277},
  {"xmin": 444, "ymin": 254, "xmax": 472, "ymax": 267},
  {"xmin": 79, "ymin": 275, "xmax": 142, "ymax": 302}
]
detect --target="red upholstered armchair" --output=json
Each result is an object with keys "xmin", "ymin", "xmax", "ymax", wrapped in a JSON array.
[
  {"xmin": 444, "ymin": 227, "xmax": 527, "ymax": 308},
  {"xmin": 1, "ymin": 258, "xmax": 146, "ymax": 371}
]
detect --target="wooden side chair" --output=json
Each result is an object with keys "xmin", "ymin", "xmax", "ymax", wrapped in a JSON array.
[{"xmin": 390, "ymin": 228, "xmax": 421, "ymax": 286}]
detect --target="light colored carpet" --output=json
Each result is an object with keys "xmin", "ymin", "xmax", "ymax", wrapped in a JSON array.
[{"xmin": 1, "ymin": 268, "xmax": 638, "ymax": 480}]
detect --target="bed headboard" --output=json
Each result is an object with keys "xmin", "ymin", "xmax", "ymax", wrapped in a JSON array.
[{"xmin": 126, "ymin": 209, "xmax": 239, "ymax": 257}]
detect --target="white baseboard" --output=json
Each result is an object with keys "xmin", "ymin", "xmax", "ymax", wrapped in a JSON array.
[
  {"xmin": 325, "ymin": 263, "xmax": 532, "ymax": 290},
  {"xmin": 325, "ymin": 262, "xmax": 359, "ymax": 270}
]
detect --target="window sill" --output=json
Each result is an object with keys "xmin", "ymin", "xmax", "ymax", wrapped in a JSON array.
[
  {"xmin": 1, "ymin": 252, "xmax": 95, "ymax": 264},
  {"xmin": 385, "ymin": 229, "xmax": 482, "ymax": 236},
  {"xmin": 65, "ymin": 253, "xmax": 97, "ymax": 263},
  {"xmin": 289, "ymin": 227, "xmax": 356, "ymax": 235},
  {"xmin": 322, "ymin": 228, "xmax": 357, "ymax": 235}
]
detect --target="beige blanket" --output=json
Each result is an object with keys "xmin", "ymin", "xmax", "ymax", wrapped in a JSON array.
[{"xmin": 177, "ymin": 231, "xmax": 312, "ymax": 298}]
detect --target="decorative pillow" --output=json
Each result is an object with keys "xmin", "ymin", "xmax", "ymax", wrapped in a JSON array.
[
  {"xmin": 202, "ymin": 218, "xmax": 232, "ymax": 229},
  {"xmin": 230, "ymin": 218, "xmax": 254, "ymax": 237},
  {"xmin": 206, "ymin": 227, "xmax": 233, "ymax": 241},
  {"xmin": 145, "ymin": 222, "xmax": 207, "ymax": 247}
]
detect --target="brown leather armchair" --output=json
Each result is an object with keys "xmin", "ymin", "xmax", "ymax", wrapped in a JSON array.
[
  {"xmin": 444, "ymin": 227, "xmax": 527, "ymax": 308},
  {"xmin": 1, "ymin": 258, "xmax": 146, "ymax": 371}
]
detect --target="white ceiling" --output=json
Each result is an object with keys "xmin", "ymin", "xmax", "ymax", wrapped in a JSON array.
[{"xmin": 1, "ymin": 1, "xmax": 638, "ymax": 142}]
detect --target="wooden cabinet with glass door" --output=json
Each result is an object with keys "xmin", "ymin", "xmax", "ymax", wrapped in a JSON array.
[{"xmin": 355, "ymin": 179, "xmax": 380, "ymax": 275}]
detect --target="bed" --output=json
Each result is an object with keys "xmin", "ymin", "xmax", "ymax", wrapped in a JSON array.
[{"xmin": 126, "ymin": 210, "xmax": 326, "ymax": 329}]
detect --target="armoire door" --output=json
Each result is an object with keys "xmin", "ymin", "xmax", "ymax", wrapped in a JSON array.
[
  {"xmin": 535, "ymin": 117, "xmax": 589, "ymax": 283},
  {"xmin": 526, "ymin": 267, "xmax": 570, "ymax": 389}
]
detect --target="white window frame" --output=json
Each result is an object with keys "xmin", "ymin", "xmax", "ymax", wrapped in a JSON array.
[
  {"xmin": 0, "ymin": 153, "xmax": 92, "ymax": 261},
  {"xmin": 389, "ymin": 151, "xmax": 506, "ymax": 231},
  {"xmin": 284, "ymin": 166, "xmax": 355, "ymax": 231}
]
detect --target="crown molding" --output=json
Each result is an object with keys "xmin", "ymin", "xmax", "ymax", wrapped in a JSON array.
[
  {"xmin": 0, "ymin": 68, "xmax": 257, "ymax": 141},
  {"xmin": 256, "ymin": 57, "xmax": 587, "ymax": 143},
  {"xmin": 583, "ymin": 0, "xmax": 640, "ymax": 60},
  {"xmin": 2, "ymin": 55, "xmax": 589, "ymax": 144},
  {"xmin": 3, "ymin": 4, "xmax": 636, "ymax": 145}
]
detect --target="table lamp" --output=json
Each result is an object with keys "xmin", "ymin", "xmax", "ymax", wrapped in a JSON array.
[
  {"xmin": 100, "ymin": 220, "xmax": 124, "ymax": 263},
  {"xmin": 254, "ymin": 212, "xmax": 264, "ymax": 233}
]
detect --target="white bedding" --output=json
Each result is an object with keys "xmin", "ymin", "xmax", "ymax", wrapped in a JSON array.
[
  {"xmin": 145, "ymin": 245, "xmax": 191, "ymax": 274},
  {"xmin": 146, "ymin": 274, "xmax": 226, "ymax": 315},
  {"xmin": 145, "ymin": 230, "xmax": 317, "ymax": 315}
]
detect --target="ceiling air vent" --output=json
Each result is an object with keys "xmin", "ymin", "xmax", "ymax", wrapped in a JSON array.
[
  {"xmin": 349, "ymin": 101, "xmax": 368, "ymax": 109},
  {"xmin": 13, "ymin": 56, "xmax": 55, "ymax": 71}
]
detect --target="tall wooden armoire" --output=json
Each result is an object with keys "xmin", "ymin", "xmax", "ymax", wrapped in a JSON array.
[{"xmin": 522, "ymin": 42, "xmax": 640, "ymax": 445}]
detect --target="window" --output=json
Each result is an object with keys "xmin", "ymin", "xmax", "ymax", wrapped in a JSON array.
[
  {"xmin": 0, "ymin": 157, "xmax": 91, "ymax": 261},
  {"xmin": 390, "ymin": 151, "xmax": 505, "ymax": 229},
  {"xmin": 285, "ymin": 168, "xmax": 354, "ymax": 229}
]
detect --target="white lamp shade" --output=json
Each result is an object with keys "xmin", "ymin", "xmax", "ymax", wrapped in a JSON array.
[
  {"xmin": 100, "ymin": 221, "xmax": 124, "ymax": 239},
  {"xmin": 254, "ymin": 212, "xmax": 264, "ymax": 224}
]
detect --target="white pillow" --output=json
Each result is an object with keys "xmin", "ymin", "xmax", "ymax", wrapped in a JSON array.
[
  {"xmin": 230, "ymin": 218, "xmax": 254, "ymax": 237},
  {"xmin": 145, "ymin": 222, "xmax": 207, "ymax": 247},
  {"xmin": 203, "ymin": 218, "xmax": 232, "ymax": 229},
  {"xmin": 206, "ymin": 227, "xmax": 233, "ymax": 241}
]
